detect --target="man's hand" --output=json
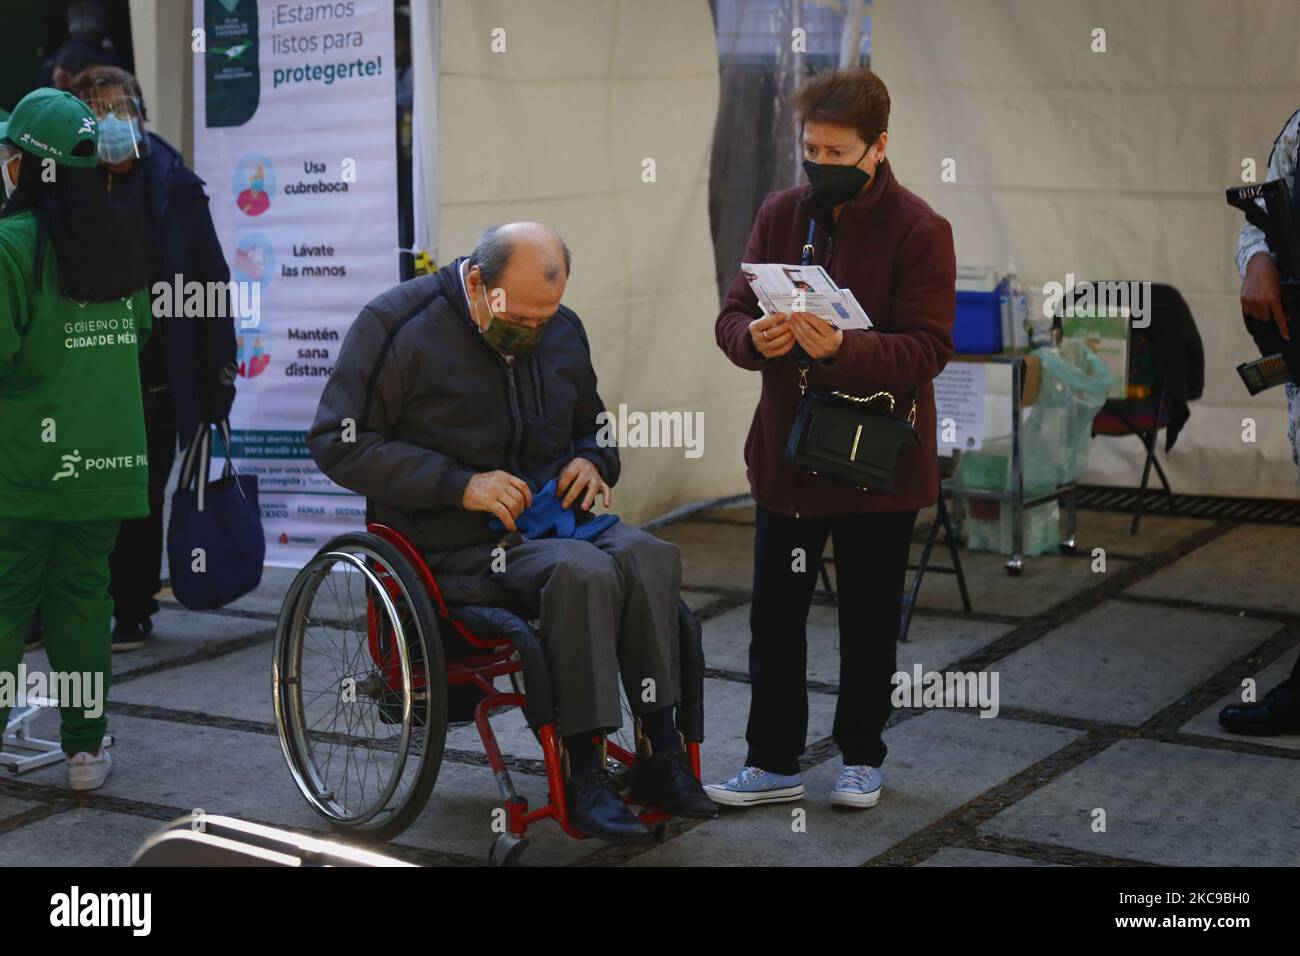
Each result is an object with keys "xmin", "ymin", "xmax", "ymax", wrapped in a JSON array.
[
  {"xmin": 749, "ymin": 313, "xmax": 796, "ymax": 359},
  {"xmin": 556, "ymin": 457, "xmax": 611, "ymax": 512},
  {"xmin": 1242, "ymin": 251, "xmax": 1291, "ymax": 342},
  {"xmin": 790, "ymin": 311, "xmax": 844, "ymax": 359},
  {"xmin": 462, "ymin": 470, "xmax": 533, "ymax": 532}
]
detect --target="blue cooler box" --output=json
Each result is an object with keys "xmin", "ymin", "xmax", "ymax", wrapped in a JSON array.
[{"xmin": 954, "ymin": 289, "xmax": 1002, "ymax": 354}]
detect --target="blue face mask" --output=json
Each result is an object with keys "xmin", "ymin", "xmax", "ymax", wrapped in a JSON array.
[{"xmin": 98, "ymin": 115, "xmax": 144, "ymax": 164}]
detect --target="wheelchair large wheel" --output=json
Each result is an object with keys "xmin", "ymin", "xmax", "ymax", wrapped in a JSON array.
[{"xmin": 274, "ymin": 532, "xmax": 447, "ymax": 841}]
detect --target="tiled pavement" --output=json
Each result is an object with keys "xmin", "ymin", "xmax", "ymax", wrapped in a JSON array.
[{"xmin": 1, "ymin": 502, "xmax": 1297, "ymax": 867}]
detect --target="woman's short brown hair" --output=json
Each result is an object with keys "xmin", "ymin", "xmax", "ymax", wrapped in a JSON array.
[
  {"xmin": 792, "ymin": 67, "xmax": 890, "ymax": 146},
  {"xmin": 70, "ymin": 64, "xmax": 148, "ymax": 122}
]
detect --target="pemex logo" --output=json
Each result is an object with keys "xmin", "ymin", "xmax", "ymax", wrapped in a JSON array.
[{"xmin": 52, "ymin": 450, "xmax": 82, "ymax": 481}]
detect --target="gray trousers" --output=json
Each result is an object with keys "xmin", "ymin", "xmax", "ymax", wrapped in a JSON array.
[{"xmin": 426, "ymin": 522, "xmax": 682, "ymax": 737}]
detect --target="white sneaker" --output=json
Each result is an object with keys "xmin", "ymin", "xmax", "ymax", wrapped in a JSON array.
[
  {"xmin": 67, "ymin": 748, "xmax": 112, "ymax": 791},
  {"xmin": 830, "ymin": 764, "xmax": 882, "ymax": 808}
]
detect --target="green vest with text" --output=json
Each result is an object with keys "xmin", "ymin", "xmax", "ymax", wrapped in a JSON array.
[{"xmin": 0, "ymin": 209, "xmax": 153, "ymax": 522}]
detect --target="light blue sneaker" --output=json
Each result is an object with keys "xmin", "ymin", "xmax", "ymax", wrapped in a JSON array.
[
  {"xmin": 830, "ymin": 764, "xmax": 882, "ymax": 808},
  {"xmin": 704, "ymin": 766, "xmax": 804, "ymax": 807}
]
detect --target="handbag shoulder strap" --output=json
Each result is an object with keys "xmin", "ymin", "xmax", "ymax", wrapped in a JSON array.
[
  {"xmin": 799, "ymin": 216, "xmax": 920, "ymax": 424},
  {"xmin": 175, "ymin": 421, "xmax": 241, "ymax": 513},
  {"xmin": 795, "ymin": 219, "xmax": 818, "ymax": 394}
]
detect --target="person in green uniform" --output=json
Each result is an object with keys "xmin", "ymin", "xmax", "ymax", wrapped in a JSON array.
[{"xmin": 0, "ymin": 88, "xmax": 153, "ymax": 791}]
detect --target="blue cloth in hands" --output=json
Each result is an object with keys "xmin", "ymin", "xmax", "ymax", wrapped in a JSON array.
[{"xmin": 488, "ymin": 478, "xmax": 619, "ymax": 541}]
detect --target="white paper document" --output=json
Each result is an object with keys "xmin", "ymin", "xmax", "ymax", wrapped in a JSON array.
[
  {"xmin": 741, "ymin": 262, "xmax": 873, "ymax": 331},
  {"xmin": 933, "ymin": 363, "xmax": 987, "ymax": 453}
]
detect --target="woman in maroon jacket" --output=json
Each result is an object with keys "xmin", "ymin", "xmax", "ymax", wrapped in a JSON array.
[{"xmin": 706, "ymin": 68, "xmax": 955, "ymax": 810}]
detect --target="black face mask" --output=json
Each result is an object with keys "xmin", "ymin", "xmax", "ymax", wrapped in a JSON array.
[{"xmin": 803, "ymin": 144, "xmax": 873, "ymax": 209}]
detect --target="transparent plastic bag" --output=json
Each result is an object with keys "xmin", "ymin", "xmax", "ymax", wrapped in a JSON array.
[{"xmin": 1021, "ymin": 343, "xmax": 1115, "ymax": 490}]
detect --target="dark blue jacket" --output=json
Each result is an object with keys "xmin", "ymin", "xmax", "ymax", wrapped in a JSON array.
[
  {"xmin": 307, "ymin": 258, "xmax": 619, "ymax": 554},
  {"xmin": 140, "ymin": 132, "xmax": 237, "ymax": 445}
]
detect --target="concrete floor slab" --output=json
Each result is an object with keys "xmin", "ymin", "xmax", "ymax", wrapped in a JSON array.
[
  {"xmin": 0, "ymin": 714, "xmax": 328, "ymax": 833},
  {"xmin": 701, "ymin": 602, "xmax": 1014, "ymax": 686},
  {"xmin": 909, "ymin": 546, "xmax": 1128, "ymax": 618},
  {"xmin": 978, "ymin": 738, "xmax": 1300, "ymax": 866},
  {"xmin": 655, "ymin": 520, "xmax": 755, "ymax": 592},
  {"xmin": 22, "ymin": 605, "xmax": 273, "ymax": 682},
  {"xmin": 1180, "ymin": 649, "xmax": 1300, "ymax": 750},
  {"xmin": 1067, "ymin": 509, "xmax": 1215, "ymax": 560},
  {"xmin": 0, "ymin": 808, "xmax": 166, "ymax": 867},
  {"xmin": 111, "ymin": 642, "xmax": 276, "ymax": 724},
  {"xmin": 1126, "ymin": 524, "xmax": 1300, "ymax": 614},
  {"xmin": 628, "ymin": 710, "xmax": 1081, "ymax": 866},
  {"xmin": 991, "ymin": 601, "xmax": 1278, "ymax": 726},
  {"xmin": 918, "ymin": 847, "xmax": 1061, "ymax": 866},
  {"xmin": 0, "ymin": 794, "xmax": 41, "ymax": 821},
  {"xmin": 681, "ymin": 590, "xmax": 720, "ymax": 613}
]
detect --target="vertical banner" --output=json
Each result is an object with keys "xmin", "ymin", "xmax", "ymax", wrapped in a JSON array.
[{"xmin": 192, "ymin": 0, "xmax": 399, "ymax": 567}]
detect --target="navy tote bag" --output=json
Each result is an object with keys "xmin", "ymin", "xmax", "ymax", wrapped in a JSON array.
[{"xmin": 167, "ymin": 421, "xmax": 265, "ymax": 609}]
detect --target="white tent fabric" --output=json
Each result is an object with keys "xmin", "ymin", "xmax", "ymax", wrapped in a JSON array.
[
  {"xmin": 430, "ymin": 0, "xmax": 742, "ymax": 522},
  {"xmin": 875, "ymin": 0, "xmax": 1300, "ymax": 499}
]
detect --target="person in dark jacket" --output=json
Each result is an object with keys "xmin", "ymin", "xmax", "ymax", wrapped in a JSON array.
[
  {"xmin": 35, "ymin": 1, "xmax": 125, "ymax": 90},
  {"xmin": 308, "ymin": 222, "xmax": 717, "ymax": 843},
  {"xmin": 708, "ymin": 68, "xmax": 956, "ymax": 810},
  {"xmin": 27, "ymin": 66, "xmax": 236, "ymax": 653}
]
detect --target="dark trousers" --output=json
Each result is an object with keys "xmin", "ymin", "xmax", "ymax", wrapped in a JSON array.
[
  {"xmin": 427, "ymin": 522, "xmax": 682, "ymax": 737},
  {"xmin": 108, "ymin": 389, "xmax": 178, "ymax": 623},
  {"xmin": 745, "ymin": 504, "xmax": 918, "ymax": 775}
]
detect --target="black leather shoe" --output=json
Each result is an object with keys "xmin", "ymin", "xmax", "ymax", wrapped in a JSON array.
[
  {"xmin": 1218, "ymin": 679, "xmax": 1300, "ymax": 736},
  {"xmin": 111, "ymin": 617, "xmax": 152, "ymax": 653},
  {"xmin": 565, "ymin": 768, "xmax": 652, "ymax": 844},
  {"xmin": 629, "ymin": 749, "xmax": 719, "ymax": 820},
  {"xmin": 25, "ymin": 613, "xmax": 43, "ymax": 652}
]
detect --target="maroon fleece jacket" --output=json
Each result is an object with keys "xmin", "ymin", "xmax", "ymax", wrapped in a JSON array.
[{"xmin": 716, "ymin": 158, "xmax": 956, "ymax": 516}]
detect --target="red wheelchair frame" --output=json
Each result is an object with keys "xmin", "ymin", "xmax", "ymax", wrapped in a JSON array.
[{"xmin": 365, "ymin": 521, "xmax": 702, "ymax": 845}]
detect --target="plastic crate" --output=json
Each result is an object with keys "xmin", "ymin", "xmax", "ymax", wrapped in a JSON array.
[{"xmin": 954, "ymin": 289, "xmax": 1002, "ymax": 354}]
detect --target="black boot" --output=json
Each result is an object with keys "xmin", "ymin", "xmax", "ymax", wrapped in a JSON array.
[
  {"xmin": 1218, "ymin": 679, "xmax": 1300, "ymax": 736},
  {"xmin": 565, "ymin": 768, "xmax": 652, "ymax": 844},
  {"xmin": 629, "ymin": 749, "xmax": 719, "ymax": 820}
]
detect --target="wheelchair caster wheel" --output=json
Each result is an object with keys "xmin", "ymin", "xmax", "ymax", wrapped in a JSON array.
[
  {"xmin": 489, "ymin": 833, "xmax": 529, "ymax": 867},
  {"xmin": 1005, "ymin": 555, "xmax": 1024, "ymax": 576},
  {"xmin": 1059, "ymin": 535, "xmax": 1078, "ymax": 554}
]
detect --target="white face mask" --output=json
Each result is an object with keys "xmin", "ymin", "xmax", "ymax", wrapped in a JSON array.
[{"xmin": 1, "ymin": 158, "xmax": 17, "ymax": 199}]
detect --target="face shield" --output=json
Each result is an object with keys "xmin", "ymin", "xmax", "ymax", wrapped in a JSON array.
[
  {"xmin": 79, "ymin": 84, "xmax": 150, "ymax": 165},
  {"xmin": 0, "ymin": 140, "xmax": 21, "ymax": 198}
]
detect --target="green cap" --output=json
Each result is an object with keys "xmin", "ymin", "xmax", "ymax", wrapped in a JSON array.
[{"xmin": 5, "ymin": 88, "xmax": 99, "ymax": 167}]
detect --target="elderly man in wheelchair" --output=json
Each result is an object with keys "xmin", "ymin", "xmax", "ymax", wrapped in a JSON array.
[{"xmin": 298, "ymin": 221, "xmax": 716, "ymax": 847}]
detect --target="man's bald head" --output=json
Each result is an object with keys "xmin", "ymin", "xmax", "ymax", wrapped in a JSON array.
[
  {"xmin": 467, "ymin": 221, "xmax": 571, "ymax": 289},
  {"xmin": 465, "ymin": 221, "xmax": 571, "ymax": 330}
]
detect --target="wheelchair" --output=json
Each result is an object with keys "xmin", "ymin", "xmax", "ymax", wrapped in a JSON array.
[{"xmin": 272, "ymin": 518, "xmax": 706, "ymax": 866}]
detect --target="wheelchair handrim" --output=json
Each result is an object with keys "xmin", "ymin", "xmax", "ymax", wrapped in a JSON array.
[{"xmin": 273, "ymin": 549, "xmax": 417, "ymax": 828}]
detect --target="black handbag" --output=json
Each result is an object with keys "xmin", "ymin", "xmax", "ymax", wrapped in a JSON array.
[
  {"xmin": 781, "ymin": 218, "xmax": 921, "ymax": 492},
  {"xmin": 784, "ymin": 385, "xmax": 920, "ymax": 492}
]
